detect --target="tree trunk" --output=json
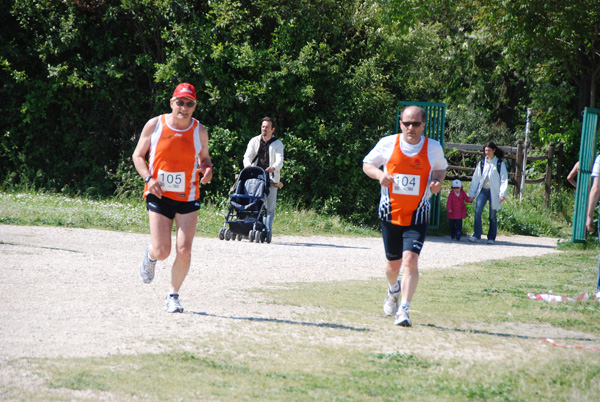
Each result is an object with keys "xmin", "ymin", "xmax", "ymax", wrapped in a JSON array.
[{"xmin": 493, "ymin": 71, "xmax": 525, "ymax": 130}]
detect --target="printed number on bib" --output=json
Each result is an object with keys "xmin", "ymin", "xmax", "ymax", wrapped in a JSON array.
[
  {"xmin": 158, "ymin": 170, "xmax": 185, "ymax": 192},
  {"xmin": 392, "ymin": 174, "xmax": 420, "ymax": 196}
]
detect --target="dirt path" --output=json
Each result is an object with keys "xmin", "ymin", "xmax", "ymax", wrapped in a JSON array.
[{"xmin": 0, "ymin": 224, "xmax": 561, "ymax": 361}]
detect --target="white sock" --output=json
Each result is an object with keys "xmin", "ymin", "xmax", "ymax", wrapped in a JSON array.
[
  {"xmin": 147, "ymin": 249, "xmax": 156, "ymax": 262},
  {"xmin": 389, "ymin": 280, "xmax": 400, "ymax": 293},
  {"xmin": 400, "ymin": 301, "xmax": 410, "ymax": 311}
]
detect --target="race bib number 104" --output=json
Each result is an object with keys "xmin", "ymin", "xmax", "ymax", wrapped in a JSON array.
[
  {"xmin": 158, "ymin": 170, "xmax": 186, "ymax": 192},
  {"xmin": 392, "ymin": 174, "xmax": 420, "ymax": 196}
]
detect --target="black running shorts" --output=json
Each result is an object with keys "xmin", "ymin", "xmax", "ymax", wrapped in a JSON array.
[
  {"xmin": 146, "ymin": 194, "xmax": 200, "ymax": 220},
  {"xmin": 380, "ymin": 220, "xmax": 428, "ymax": 260}
]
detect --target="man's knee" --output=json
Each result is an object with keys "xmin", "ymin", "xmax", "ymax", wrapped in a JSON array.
[
  {"xmin": 153, "ymin": 244, "xmax": 171, "ymax": 261},
  {"xmin": 175, "ymin": 243, "xmax": 193, "ymax": 260},
  {"xmin": 402, "ymin": 252, "xmax": 419, "ymax": 270},
  {"xmin": 386, "ymin": 260, "xmax": 402, "ymax": 275}
]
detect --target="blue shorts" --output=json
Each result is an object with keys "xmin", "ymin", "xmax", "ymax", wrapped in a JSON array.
[
  {"xmin": 146, "ymin": 194, "xmax": 200, "ymax": 220},
  {"xmin": 380, "ymin": 220, "xmax": 428, "ymax": 260}
]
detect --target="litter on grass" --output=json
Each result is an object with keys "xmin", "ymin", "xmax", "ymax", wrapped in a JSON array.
[
  {"xmin": 540, "ymin": 338, "xmax": 599, "ymax": 351},
  {"xmin": 526, "ymin": 292, "xmax": 589, "ymax": 302}
]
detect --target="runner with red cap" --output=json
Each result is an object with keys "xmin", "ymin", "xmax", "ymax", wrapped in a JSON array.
[
  {"xmin": 172, "ymin": 82, "xmax": 196, "ymax": 100},
  {"xmin": 132, "ymin": 82, "xmax": 212, "ymax": 313}
]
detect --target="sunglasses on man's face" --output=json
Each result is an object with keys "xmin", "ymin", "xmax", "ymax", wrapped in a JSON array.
[
  {"xmin": 401, "ymin": 121, "xmax": 424, "ymax": 127},
  {"xmin": 174, "ymin": 99, "xmax": 196, "ymax": 108}
]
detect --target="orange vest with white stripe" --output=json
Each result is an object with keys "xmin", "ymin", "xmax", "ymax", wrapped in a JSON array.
[
  {"xmin": 384, "ymin": 135, "xmax": 432, "ymax": 226},
  {"xmin": 144, "ymin": 114, "xmax": 203, "ymax": 202}
]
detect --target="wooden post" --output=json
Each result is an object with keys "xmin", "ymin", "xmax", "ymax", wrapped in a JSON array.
[
  {"xmin": 514, "ymin": 140, "xmax": 523, "ymax": 197},
  {"xmin": 544, "ymin": 142, "xmax": 555, "ymax": 208},
  {"xmin": 555, "ymin": 142, "xmax": 564, "ymax": 186},
  {"xmin": 520, "ymin": 109, "xmax": 532, "ymax": 202}
]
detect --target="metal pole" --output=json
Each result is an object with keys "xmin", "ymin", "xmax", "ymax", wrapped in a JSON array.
[{"xmin": 519, "ymin": 108, "xmax": 532, "ymax": 202}]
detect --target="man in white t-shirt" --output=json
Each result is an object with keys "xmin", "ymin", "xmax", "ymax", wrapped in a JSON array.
[
  {"xmin": 585, "ymin": 154, "xmax": 600, "ymax": 300},
  {"xmin": 363, "ymin": 106, "xmax": 448, "ymax": 327},
  {"xmin": 243, "ymin": 117, "xmax": 284, "ymax": 241}
]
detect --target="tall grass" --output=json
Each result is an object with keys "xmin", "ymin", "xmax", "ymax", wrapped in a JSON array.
[
  {"xmin": 0, "ymin": 190, "xmax": 379, "ymax": 237},
  {"xmin": 0, "ymin": 182, "xmax": 583, "ymax": 240}
]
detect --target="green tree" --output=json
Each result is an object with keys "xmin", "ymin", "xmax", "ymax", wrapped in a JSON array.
[
  {"xmin": 474, "ymin": 0, "xmax": 600, "ymax": 115},
  {"xmin": 1, "ymin": 0, "xmax": 589, "ymax": 227},
  {"xmin": 1, "ymin": 0, "xmax": 179, "ymax": 194}
]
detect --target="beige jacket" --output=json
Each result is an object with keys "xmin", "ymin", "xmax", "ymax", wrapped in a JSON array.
[{"xmin": 243, "ymin": 135, "xmax": 284, "ymax": 183}]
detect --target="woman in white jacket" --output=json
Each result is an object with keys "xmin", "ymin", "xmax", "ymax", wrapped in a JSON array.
[{"xmin": 468, "ymin": 141, "xmax": 509, "ymax": 244}]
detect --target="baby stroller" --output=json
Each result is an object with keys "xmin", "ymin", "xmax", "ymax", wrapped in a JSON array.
[{"xmin": 218, "ymin": 166, "xmax": 272, "ymax": 243}]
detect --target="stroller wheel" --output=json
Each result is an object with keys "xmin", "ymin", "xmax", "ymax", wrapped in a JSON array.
[
  {"xmin": 260, "ymin": 231, "xmax": 267, "ymax": 243},
  {"xmin": 231, "ymin": 232, "xmax": 237, "ymax": 241},
  {"xmin": 218, "ymin": 227, "xmax": 225, "ymax": 240},
  {"xmin": 249, "ymin": 230, "xmax": 255, "ymax": 242},
  {"xmin": 225, "ymin": 229, "xmax": 232, "ymax": 241},
  {"xmin": 238, "ymin": 233, "xmax": 243, "ymax": 241},
  {"xmin": 254, "ymin": 230, "xmax": 261, "ymax": 244}
]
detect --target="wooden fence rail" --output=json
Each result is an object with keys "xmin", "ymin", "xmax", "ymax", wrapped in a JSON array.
[{"xmin": 444, "ymin": 141, "xmax": 564, "ymax": 207}]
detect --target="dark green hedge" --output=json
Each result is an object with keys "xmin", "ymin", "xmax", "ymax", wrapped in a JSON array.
[{"xmin": 1, "ymin": 0, "xmax": 588, "ymax": 226}]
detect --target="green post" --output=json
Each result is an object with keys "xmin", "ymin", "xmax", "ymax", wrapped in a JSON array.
[
  {"xmin": 397, "ymin": 101, "xmax": 447, "ymax": 230},
  {"xmin": 572, "ymin": 107, "xmax": 600, "ymax": 243}
]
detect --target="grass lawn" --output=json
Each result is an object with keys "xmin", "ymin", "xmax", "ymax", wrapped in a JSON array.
[{"xmin": 3, "ymin": 250, "xmax": 600, "ymax": 401}]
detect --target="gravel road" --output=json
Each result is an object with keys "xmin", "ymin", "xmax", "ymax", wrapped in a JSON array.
[{"xmin": 0, "ymin": 224, "xmax": 560, "ymax": 361}]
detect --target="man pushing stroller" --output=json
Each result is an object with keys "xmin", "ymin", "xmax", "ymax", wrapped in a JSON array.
[{"xmin": 243, "ymin": 117, "xmax": 284, "ymax": 239}]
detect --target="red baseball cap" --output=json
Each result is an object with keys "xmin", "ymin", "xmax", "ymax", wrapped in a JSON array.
[{"xmin": 172, "ymin": 83, "xmax": 196, "ymax": 101}]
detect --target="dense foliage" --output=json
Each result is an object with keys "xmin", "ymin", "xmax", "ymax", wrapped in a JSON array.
[{"xmin": 1, "ymin": 0, "xmax": 598, "ymax": 225}]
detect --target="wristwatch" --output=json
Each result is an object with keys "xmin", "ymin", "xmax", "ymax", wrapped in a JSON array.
[{"xmin": 144, "ymin": 176, "xmax": 152, "ymax": 183}]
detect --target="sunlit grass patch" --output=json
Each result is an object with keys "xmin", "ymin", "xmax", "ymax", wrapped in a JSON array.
[
  {"xmin": 0, "ymin": 191, "xmax": 378, "ymax": 237},
  {"xmin": 260, "ymin": 251, "xmax": 600, "ymax": 333},
  {"xmin": 0, "ymin": 192, "xmax": 149, "ymax": 232},
  {"xmin": 25, "ymin": 334, "xmax": 600, "ymax": 402}
]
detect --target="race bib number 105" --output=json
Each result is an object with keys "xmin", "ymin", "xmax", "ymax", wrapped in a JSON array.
[
  {"xmin": 392, "ymin": 174, "xmax": 420, "ymax": 196},
  {"xmin": 158, "ymin": 170, "xmax": 186, "ymax": 192}
]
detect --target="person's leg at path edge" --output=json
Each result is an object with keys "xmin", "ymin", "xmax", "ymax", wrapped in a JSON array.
[
  {"xmin": 265, "ymin": 187, "xmax": 277, "ymax": 233},
  {"xmin": 597, "ymin": 218, "xmax": 600, "ymax": 299},
  {"xmin": 164, "ymin": 210, "xmax": 198, "ymax": 313},
  {"xmin": 140, "ymin": 211, "xmax": 174, "ymax": 283},
  {"xmin": 449, "ymin": 219, "xmax": 457, "ymax": 239},
  {"xmin": 395, "ymin": 250, "xmax": 418, "ymax": 327},
  {"xmin": 472, "ymin": 189, "xmax": 490, "ymax": 241},
  {"xmin": 487, "ymin": 207, "xmax": 497, "ymax": 243},
  {"xmin": 384, "ymin": 259, "xmax": 402, "ymax": 316}
]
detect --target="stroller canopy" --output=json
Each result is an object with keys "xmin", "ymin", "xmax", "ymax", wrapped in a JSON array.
[{"xmin": 230, "ymin": 166, "xmax": 269, "ymax": 211}]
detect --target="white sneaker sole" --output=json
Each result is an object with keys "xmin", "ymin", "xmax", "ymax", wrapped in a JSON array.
[
  {"xmin": 394, "ymin": 318, "xmax": 412, "ymax": 327},
  {"xmin": 383, "ymin": 300, "xmax": 399, "ymax": 316},
  {"xmin": 164, "ymin": 298, "xmax": 184, "ymax": 313},
  {"xmin": 139, "ymin": 264, "xmax": 154, "ymax": 284}
]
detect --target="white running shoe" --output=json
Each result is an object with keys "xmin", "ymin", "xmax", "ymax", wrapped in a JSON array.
[
  {"xmin": 165, "ymin": 294, "xmax": 184, "ymax": 313},
  {"xmin": 468, "ymin": 236, "xmax": 479, "ymax": 243},
  {"xmin": 139, "ymin": 247, "xmax": 156, "ymax": 284},
  {"xmin": 486, "ymin": 239, "xmax": 495, "ymax": 245},
  {"xmin": 394, "ymin": 308, "xmax": 412, "ymax": 327},
  {"xmin": 383, "ymin": 289, "xmax": 400, "ymax": 316}
]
